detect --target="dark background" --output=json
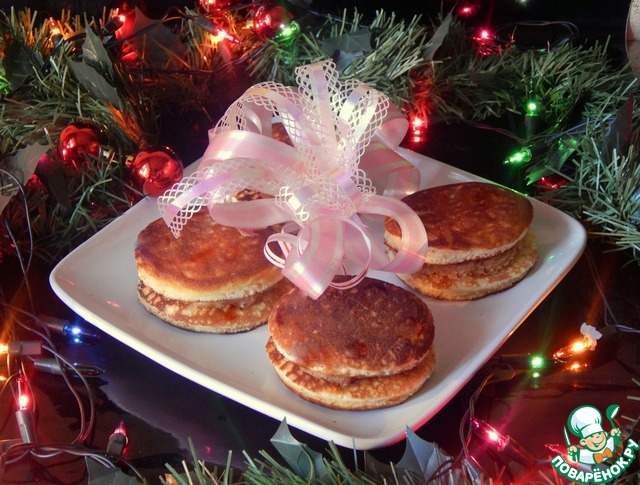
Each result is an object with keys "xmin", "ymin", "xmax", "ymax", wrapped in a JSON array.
[{"xmin": 1, "ymin": 0, "xmax": 640, "ymax": 483}]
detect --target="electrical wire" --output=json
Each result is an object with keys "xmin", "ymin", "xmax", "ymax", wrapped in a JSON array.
[
  {"xmin": 0, "ymin": 172, "xmax": 140, "ymax": 479},
  {"xmin": 0, "ymin": 304, "xmax": 59, "ymax": 348},
  {"xmin": 0, "ymin": 169, "xmax": 36, "ymax": 318},
  {"xmin": 0, "ymin": 442, "xmax": 145, "ymax": 482},
  {"xmin": 0, "ymin": 372, "xmax": 20, "ymax": 433},
  {"xmin": 426, "ymin": 363, "xmax": 517, "ymax": 482},
  {"xmin": 41, "ymin": 345, "xmax": 96, "ymax": 445},
  {"xmin": 493, "ymin": 20, "xmax": 580, "ymax": 50}
]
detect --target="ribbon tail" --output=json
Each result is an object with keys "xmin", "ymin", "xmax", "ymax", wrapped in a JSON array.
[
  {"xmin": 360, "ymin": 195, "xmax": 427, "ymax": 274},
  {"xmin": 375, "ymin": 104, "xmax": 409, "ymax": 148},
  {"xmin": 360, "ymin": 141, "xmax": 420, "ymax": 198},
  {"xmin": 282, "ymin": 218, "xmax": 345, "ymax": 299}
]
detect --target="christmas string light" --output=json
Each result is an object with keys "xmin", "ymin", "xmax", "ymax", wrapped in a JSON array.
[
  {"xmin": 0, "ymin": 175, "xmax": 141, "ymax": 480},
  {"xmin": 537, "ymin": 175, "xmax": 567, "ymax": 190},
  {"xmin": 200, "ymin": 0, "xmax": 218, "ymax": 13},
  {"xmin": 32, "ymin": 358, "xmax": 105, "ymax": 379},
  {"xmin": 1, "ymin": 6, "xmax": 638, "ymax": 483},
  {"xmin": 525, "ymin": 99, "xmax": 539, "ymax": 117},
  {"xmin": 475, "ymin": 27, "xmax": 494, "ymax": 43},
  {"xmin": 552, "ymin": 323, "xmax": 602, "ymax": 362},
  {"xmin": 427, "ymin": 365, "xmax": 517, "ymax": 481},
  {"xmin": 14, "ymin": 373, "xmax": 35, "ymax": 444},
  {"xmin": 504, "ymin": 147, "xmax": 532, "ymax": 165},
  {"xmin": 0, "ymin": 443, "xmax": 144, "ymax": 481},
  {"xmin": 100, "ymin": 13, "xmax": 125, "ymax": 38},
  {"xmin": 489, "ymin": 325, "xmax": 603, "ymax": 381},
  {"xmin": 524, "ymin": 97, "xmax": 540, "ymax": 138},
  {"xmin": 408, "ymin": 115, "xmax": 428, "ymax": 144},
  {"xmin": 37, "ymin": 314, "xmax": 100, "ymax": 345},
  {"xmin": 427, "ymin": 321, "xmax": 635, "ymax": 482},
  {"xmin": 274, "ymin": 20, "xmax": 300, "ymax": 43},
  {"xmin": 471, "ymin": 26, "xmax": 501, "ymax": 56},
  {"xmin": 210, "ymin": 28, "xmax": 241, "ymax": 44},
  {"xmin": 457, "ymin": 4, "xmax": 478, "ymax": 17},
  {"xmin": 471, "ymin": 418, "xmax": 537, "ymax": 467},
  {"xmin": 565, "ymin": 361, "xmax": 590, "ymax": 374},
  {"xmin": 107, "ymin": 423, "xmax": 129, "ymax": 457}
]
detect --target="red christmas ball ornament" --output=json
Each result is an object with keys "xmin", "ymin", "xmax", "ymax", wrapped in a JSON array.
[
  {"xmin": 129, "ymin": 146, "xmax": 184, "ymax": 197},
  {"xmin": 253, "ymin": 5, "xmax": 293, "ymax": 39},
  {"xmin": 57, "ymin": 121, "xmax": 105, "ymax": 169}
]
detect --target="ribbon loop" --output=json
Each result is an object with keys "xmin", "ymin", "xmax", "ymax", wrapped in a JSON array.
[{"xmin": 159, "ymin": 60, "xmax": 427, "ymax": 298}]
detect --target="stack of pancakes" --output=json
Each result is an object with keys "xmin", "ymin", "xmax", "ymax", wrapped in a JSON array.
[
  {"xmin": 384, "ymin": 182, "xmax": 537, "ymax": 300},
  {"xmin": 135, "ymin": 211, "xmax": 292, "ymax": 333},
  {"xmin": 266, "ymin": 278, "xmax": 436, "ymax": 410}
]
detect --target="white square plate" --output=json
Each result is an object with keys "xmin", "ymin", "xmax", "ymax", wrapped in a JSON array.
[{"xmin": 50, "ymin": 149, "xmax": 586, "ymax": 449}]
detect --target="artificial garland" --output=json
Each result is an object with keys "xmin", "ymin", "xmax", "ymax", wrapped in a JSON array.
[
  {"xmin": 1, "ymin": 5, "xmax": 640, "ymax": 484},
  {"xmin": 426, "ymin": 36, "xmax": 640, "ymax": 262},
  {"xmin": 1, "ymin": 3, "xmax": 639, "ymax": 265}
]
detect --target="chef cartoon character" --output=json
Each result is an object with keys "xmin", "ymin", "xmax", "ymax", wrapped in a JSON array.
[{"xmin": 566, "ymin": 405, "xmax": 621, "ymax": 465}]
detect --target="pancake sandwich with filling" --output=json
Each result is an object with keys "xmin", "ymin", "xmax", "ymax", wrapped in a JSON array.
[
  {"xmin": 135, "ymin": 210, "xmax": 291, "ymax": 333},
  {"xmin": 266, "ymin": 278, "xmax": 436, "ymax": 410},
  {"xmin": 384, "ymin": 181, "xmax": 537, "ymax": 300}
]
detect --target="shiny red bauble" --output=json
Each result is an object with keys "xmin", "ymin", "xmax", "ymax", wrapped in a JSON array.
[
  {"xmin": 57, "ymin": 121, "xmax": 105, "ymax": 169},
  {"xmin": 129, "ymin": 145, "xmax": 184, "ymax": 197}
]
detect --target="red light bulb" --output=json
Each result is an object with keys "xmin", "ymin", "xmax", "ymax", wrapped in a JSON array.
[
  {"xmin": 16, "ymin": 375, "xmax": 31, "ymax": 411},
  {"xmin": 479, "ymin": 29, "xmax": 492, "ymax": 41},
  {"xmin": 18, "ymin": 392, "xmax": 30, "ymax": 411},
  {"xmin": 458, "ymin": 5, "xmax": 475, "ymax": 16},
  {"xmin": 472, "ymin": 418, "xmax": 509, "ymax": 450}
]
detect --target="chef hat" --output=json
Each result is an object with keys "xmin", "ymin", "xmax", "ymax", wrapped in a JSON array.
[{"xmin": 569, "ymin": 405, "xmax": 604, "ymax": 439}]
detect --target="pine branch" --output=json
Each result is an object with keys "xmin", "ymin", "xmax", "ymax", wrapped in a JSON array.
[{"xmin": 249, "ymin": 9, "xmax": 432, "ymax": 110}]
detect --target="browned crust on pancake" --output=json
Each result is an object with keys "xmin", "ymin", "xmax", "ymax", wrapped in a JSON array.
[
  {"xmin": 138, "ymin": 278, "xmax": 293, "ymax": 333},
  {"xmin": 135, "ymin": 211, "xmax": 282, "ymax": 301},
  {"xmin": 384, "ymin": 182, "xmax": 534, "ymax": 264},
  {"xmin": 268, "ymin": 278, "xmax": 434, "ymax": 378},
  {"xmin": 396, "ymin": 232, "xmax": 538, "ymax": 300},
  {"xmin": 267, "ymin": 338, "xmax": 435, "ymax": 410}
]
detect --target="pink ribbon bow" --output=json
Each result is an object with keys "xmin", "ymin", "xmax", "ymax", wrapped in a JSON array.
[{"xmin": 158, "ymin": 60, "xmax": 427, "ymax": 299}]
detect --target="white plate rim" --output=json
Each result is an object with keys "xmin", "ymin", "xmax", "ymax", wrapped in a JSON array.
[{"xmin": 50, "ymin": 149, "xmax": 587, "ymax": 449}]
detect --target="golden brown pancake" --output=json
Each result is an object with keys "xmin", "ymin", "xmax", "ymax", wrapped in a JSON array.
[
  {"xmin": 138, "ymin": 278, "xmax": 293, "ymax": 333},
  {"xmin": 384, "ymin": 182, "xmax": 537, "ymax": 300},
  {"xmin": 135, "ymin": 211, "xmax": 290, "ymax": 333},
  {"xmin": 385, "ymin": 182, "xmax": 534, "ymax": 265},
  {"xmin": 266, "ymin": 278, "xmax": 436, "ymax": 409},
  {"xmin": 267, "ymin": 339, "xmax": 435, "ymax": 410},
  {"xmin": 136, "ymin": 211, "xmax": 283, "ymax": 301},
  {"xmin": 394, "ymin": 232, "xmax": 537, "ymax": 300}
]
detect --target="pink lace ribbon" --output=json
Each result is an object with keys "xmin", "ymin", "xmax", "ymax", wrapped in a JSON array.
[{"xmin": 158, "ymin": 61, "xmax": 427, "ymax": 299}]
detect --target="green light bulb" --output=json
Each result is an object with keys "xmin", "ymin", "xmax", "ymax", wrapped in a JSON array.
[
  {"xmin": 275, "ymin": 21, "xmax": 300, "ymax": 42},
  {"xmin": 530, "ymin": 355, "xmax": 545, "ymax": 369},
  {"xmin": 504, "ymin": 147, "xmax": 532, "ymax": 165}
]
